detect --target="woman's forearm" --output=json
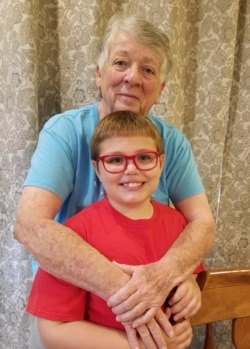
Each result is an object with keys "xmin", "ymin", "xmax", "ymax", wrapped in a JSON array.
[
  {"xmin": 19, "ymin": 218, "xmax": 130, "ymax": 299},
  {"xmin": 14, "ymin": 187, "xmax": 130, "ymax": 300},
  {"xmin": 158, "ymin": 219, "xmax": 214, "ymax": 287}
]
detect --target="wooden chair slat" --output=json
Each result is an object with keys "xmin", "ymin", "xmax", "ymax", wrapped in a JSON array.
[{"xmin": 191, "ymin": 267, "xmax": 250, "ymax": 349}]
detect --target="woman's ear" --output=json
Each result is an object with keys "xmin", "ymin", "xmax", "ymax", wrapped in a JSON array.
[
  {"xmin": 154, "ymin": 82, "xmax": 165, "ymax": 104},
  {"xmin": 96, "ymin": 65, "xmax": 101, "ymax": 89}
]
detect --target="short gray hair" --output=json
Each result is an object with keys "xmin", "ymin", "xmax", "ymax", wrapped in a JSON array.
[{"xmin": 97, "ymin": 13, "xmax": 172, "ymax": 83}]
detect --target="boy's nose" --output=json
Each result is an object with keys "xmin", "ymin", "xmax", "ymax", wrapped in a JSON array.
[{"xmin": 124, "ymin": 159, "xmax": 139, "ymax": 173}]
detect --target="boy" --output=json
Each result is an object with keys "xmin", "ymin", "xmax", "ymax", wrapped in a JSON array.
[{"xmin": 27, "ymin": 111, "xmax": 203, "ymax": 349}]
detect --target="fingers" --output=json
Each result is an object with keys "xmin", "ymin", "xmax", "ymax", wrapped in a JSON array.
[
  {"xmin": 136, "ymin": 324, "xmax": 159, "ymax": 349},
  {"xmin": 167, "ymin": 320, "xmax": 193, "ymax": 349},
  {"xmin": 155, "ymin": 308, "xmax": 174, "ymax": 337},
  {"xmin": 109, "ymin": 284, "xmax": 163, "ymax": 324},
  {"xmin": 124, "ymin": 320, "xmax": 166, "ymax": 349},
  {"xmin": 172, "ymin": 296, "xmax": 201, "ymax": 322},
  {"xmin": 131, "ymin": 308, "xmax": 158, "ymax": 328},
  {"xmin": 113, "ymin": 293, "xmax": 145, "ymax": 322},
  {"xmin": 108, "ymin": 264, "xmax": 167, "ymax": 312},
  {"xmin": 147, "ymin": 319, "xmax": 167, "ymax": 349},
  {"xmin": 107, "ymin": 282, "xmax": 137, "ymax": 308},
  {"xmin": 167, "ymin": 277, "xmax": 201, "ymax": 322},
  {"xmin": 132, "ymin": 315, "xmax": 190, "ymax": 349},
  {"xmin": 124, "ymin": 323, "xmax": 141, "ymax": 349},
  {"xmin": 133, "ymin": 309, "xmax": 174, "ymax": 349}
]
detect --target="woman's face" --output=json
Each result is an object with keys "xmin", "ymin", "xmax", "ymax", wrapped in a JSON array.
[{"xmin": 97, "ymin": 32, "xmax": 165, "ymax": 119}]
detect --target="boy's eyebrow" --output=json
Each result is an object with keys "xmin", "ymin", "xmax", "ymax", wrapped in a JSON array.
[{"xmin": 100, "ymin": 149, "xmax": 158, "ymax": 155}]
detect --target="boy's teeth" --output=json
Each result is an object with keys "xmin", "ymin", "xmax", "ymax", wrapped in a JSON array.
[{"xmin": 124, "ymin": 182, "xmax": 141, "ymax": 187}]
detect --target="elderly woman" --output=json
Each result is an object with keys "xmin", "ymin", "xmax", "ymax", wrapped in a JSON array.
[{"xmin": 14, "ymin": 12, "xmax": 215, "ymax": 349}]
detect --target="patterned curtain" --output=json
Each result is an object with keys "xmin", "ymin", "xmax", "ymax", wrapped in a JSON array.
[{"xmin": 0, "ymin": 0, "xmax": 249, "ymax": 348}]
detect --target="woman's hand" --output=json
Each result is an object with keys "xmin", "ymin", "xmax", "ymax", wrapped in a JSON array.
[
  {"xmin": 123, "ymin": 309, "xmax": 192, "ymax": 349},
  {"xmin": 108, "ymin": 262, "xmax": 174, "ymax": 349},
  {"xmin": 108, "ymin": 262, "xmax": 172, "ymax": 328},
  {"xmin": 107, "ymin": 263, "xmax": 198, "ymax": 349}
]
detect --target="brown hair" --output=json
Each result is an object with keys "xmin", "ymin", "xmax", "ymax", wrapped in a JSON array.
[{"xmin": 91, "ymin": 110, "xmax": 164, "ymax": 160}]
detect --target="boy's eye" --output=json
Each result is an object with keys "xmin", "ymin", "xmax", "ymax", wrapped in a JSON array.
[
  {"xmin": 137, "ymin": 154, "xmax": 154, "ymax": 162},
  {"xmin": 105, "ymin": 156, "xmax": 124, "ymax": 164}
]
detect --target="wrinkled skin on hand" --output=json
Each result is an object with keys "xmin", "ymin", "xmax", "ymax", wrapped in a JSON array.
[
  {"xmin": 123, "ymin": 309, "xmax": 193, "ymax": 349},
  {"xmin": 108, "ymin": 263, "xmax": 170, "ymax": 326},
  {"xmin": 108, "ymin": 263, "xmax": 201, "ymax": 349},
  {"xmin": 108, "ymin": 263, "xmax": 174, "ymax": 349}
]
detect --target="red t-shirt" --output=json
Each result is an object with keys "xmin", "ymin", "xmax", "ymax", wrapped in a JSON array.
[{"xmin": 27, "ymin": 198, "xmax": 203, "ymax": 330}]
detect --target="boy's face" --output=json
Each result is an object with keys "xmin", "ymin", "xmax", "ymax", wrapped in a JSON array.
[{"xmin": 92, "ymin": 136, "xmax": 164, "ymax": 214}]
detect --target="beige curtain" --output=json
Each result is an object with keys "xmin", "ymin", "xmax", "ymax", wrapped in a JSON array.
[{"xmin": 1, "ymin": 0, "xmax": 249, "ymax": 347}]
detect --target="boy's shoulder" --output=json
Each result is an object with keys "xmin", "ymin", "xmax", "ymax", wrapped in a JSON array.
[{"xmin": 152, "ymin": 199, "xmax": 187, "ymax": 220}]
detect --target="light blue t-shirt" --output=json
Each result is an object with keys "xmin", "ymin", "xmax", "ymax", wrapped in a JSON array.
[{"xmin": 24, "ymin": 103, "xmax": 204, "ymax": 274}]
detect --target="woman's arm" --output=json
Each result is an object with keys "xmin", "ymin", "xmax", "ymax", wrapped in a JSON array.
[
  {"xmin": 14, "ymin": 187, "xmax": 130, "ymax": 299},
  {"xmin": 15, "ymin": 187, "xmax": 172, "ymax": 348},
  {"xmin": 15, "ymin": 188, "xmax": 212, "ymax": 346}
]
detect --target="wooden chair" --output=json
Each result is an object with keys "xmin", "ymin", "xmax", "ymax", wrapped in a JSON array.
[{"xmin": 191, "ymin": 267, "xmax": 250, "ymax": 349}]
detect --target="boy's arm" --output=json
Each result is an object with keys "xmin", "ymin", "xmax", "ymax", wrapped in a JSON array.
[
  {"xmin": 38, "ymin": 319, "xmax": 131, "ymax": 349},
  {"xmin": 38, "ymin": 317, "xmax": 193, "ymax": 349}
]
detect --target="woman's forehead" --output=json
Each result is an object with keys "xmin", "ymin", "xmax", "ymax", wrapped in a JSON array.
[{"xmin": 109, "ymin": 32, "xmax": 161, "ymax": 60}]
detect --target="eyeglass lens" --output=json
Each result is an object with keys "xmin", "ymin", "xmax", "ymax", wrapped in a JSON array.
[{"xmin": 102, "ymin": 152, "xmax": 159, "ymax": 173}]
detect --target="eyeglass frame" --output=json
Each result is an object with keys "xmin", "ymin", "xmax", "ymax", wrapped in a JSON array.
[{"xmin": 96, "ymin": 151, "xmax": 162, "ymax": 174}]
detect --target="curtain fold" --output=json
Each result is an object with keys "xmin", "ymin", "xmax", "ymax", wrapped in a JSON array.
[{"xmin": 1, "ymin": 1, "xmax": 249, "ymax": 348}]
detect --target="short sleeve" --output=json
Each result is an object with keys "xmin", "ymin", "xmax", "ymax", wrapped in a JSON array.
[
  {"xmin": 149, "ymin": 116, "xmax": 204, "ymax": 205},
  {"xmin": 24, "ymin": 115, "xmax": 77, "ymax": 201},
  {"xmin": 166, "ymin": 130, "xmax": 204, "ymax": 204},
  {"xmin": 26, "ymin": 268, "xmax": 86, "ymax": 321}
]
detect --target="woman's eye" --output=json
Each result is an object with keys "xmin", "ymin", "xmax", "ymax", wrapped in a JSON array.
[
  {"xmin": 114, "ymin": 60, "xmax": 126, "ymax": 67},
  {"xmin": 144, "ymin": 67, "xmax": 155, "ymax": 75}
]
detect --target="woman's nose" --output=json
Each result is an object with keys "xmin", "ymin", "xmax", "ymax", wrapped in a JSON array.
[{"xmin": 124, "ymin": 65, "xmax": 142, "ymax": 85}]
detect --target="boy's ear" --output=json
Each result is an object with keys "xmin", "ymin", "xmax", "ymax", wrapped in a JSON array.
[
  {"xmin": 92, "ymin": 160, "xmax": 100, "ymax": 177},
  {"xmin": 159, "ymin": 154, "xmax": 165, "ymax": 168}
]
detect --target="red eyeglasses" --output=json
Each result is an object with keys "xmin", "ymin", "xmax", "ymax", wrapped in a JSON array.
[{"xmin": 97, "ymin": 151, "xmax": 161, "ymax": 173}]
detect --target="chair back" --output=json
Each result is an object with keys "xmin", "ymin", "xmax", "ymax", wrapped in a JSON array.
[{"xmin": 191, "ymin": 267, "xmax": 250, "ymax": 349}]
